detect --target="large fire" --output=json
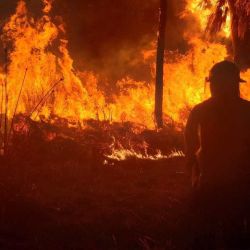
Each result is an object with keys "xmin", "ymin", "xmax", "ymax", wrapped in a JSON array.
[
  {"xmin": 186, "ymin": 0, "xmax": 231, "ymax": 37},
  {"xmin": 0, "ymin": 0, "xmax": 249, "ymax": 133}
]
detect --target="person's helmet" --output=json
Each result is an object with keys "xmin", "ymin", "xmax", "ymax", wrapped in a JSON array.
[{"xmin": 207, "ymin": 60, "xmax": 246, "ymax": 84}]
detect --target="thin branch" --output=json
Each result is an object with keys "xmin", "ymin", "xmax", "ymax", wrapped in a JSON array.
[
  {"xmin": 29, "ymin": 77, "xmax": 63, "ymax": 119},
  {"xmin": 7, "ymin": 67, "xmax": 28, "ymax": 144}
]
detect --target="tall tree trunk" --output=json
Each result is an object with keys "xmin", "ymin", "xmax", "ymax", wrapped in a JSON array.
[
  {"xmin": 4, "ymin": 48, "xmax": 8, "ymax": 155},
  {"xmin": 228, "ymin": 0, "xmax": 250, "ymax": 68},
  {"xmin": 155, "ymin": 0, "xmax": 167, "ymax": 129}
]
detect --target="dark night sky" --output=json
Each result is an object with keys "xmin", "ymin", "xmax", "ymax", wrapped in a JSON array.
[{"xmin": 0, "ymin": 0, "xmax": 190, "ymax": 82}]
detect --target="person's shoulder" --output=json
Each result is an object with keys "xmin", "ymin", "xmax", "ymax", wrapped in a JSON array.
[
  {"xmin": 191, "ymin": 98, "xmax": 213, "ymax": 113},
  {"xmin": 187, "ymin": 99, "xmax": 213, "ymax": 122},
  {"xmin": 239, "ymin": 98, "xmax": 250, "ymax": 107},
  {"xmin": 239, "ymin": 98, "xmax": 250, "ymax": 112}
]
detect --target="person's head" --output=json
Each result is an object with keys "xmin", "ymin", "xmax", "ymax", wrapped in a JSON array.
[{"xmin": 208, "ymin": 60, "xmax": 246, "ymax": 99}]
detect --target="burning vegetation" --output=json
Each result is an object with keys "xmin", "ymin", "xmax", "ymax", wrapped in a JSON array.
[
  {"xmin": 0, "ymin": 2, "xmax": 249, "ymax": 168},
  {"xmin": 0, "ymin": 0, "xmax": 249, "ymax": 160},
  {"xmin": 0, "ymin": 0, "xmax": 249, "ymax": 249},
  {"xmin": 0, "ymin": 0, "xmax": 248, "ymax": 122}
]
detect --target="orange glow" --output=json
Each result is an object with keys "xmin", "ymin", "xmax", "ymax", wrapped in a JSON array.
[
  {"xmin": 0, "ymin": 0, "xmax": 249, "ymax": 131},
  {"xmin": 185, "ymin": 0, "xmax": 231, "ymax": 38}
]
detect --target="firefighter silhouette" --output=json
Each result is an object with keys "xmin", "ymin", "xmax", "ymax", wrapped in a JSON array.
[{"xmin": 185, "ymin": 60, "xmax": 250, "ymax": 248}]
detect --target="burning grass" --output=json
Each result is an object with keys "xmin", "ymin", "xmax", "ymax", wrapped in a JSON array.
[
  {"xmin": 4, "ymin": 114, "xmax": 184, "ymax": 163},
  {"xmin": 0, "ymin": 114, "xmax": 189, "ymax": 249},
  {"xmin": 0, "ymin": 0, "xmax": 249, "ymax": 248},
  {"xmin": 0, "ymin": 131, "xmax": 188, "ymax": 250},
  {"xmin": 1, "ymin": 0, "xmax": 249, "ymax": 131}
]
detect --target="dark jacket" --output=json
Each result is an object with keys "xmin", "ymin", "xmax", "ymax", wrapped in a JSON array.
[{"xmin": 185, "ymin": 97, "xmax": 250, "ymax": 186}]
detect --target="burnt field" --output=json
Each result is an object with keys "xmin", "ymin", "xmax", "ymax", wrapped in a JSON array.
[
  {"xmin": 0, "ymin": 156, "xmax": 188, "ymax": 250},
  {"xmin": 0, "ymin": 119, "xmax": 192, "ymax": 250}
]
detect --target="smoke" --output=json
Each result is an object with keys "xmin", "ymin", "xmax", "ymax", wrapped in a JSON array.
[
  {"xmin": 0, "ymin": 0, "xmax": 192, "ymax": 83},
  {"xmin": 53, "ymin": 0, "xmax": 193, "ymax": 83}
]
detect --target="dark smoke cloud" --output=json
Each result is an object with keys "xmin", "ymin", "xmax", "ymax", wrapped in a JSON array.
[
  {"xmin": 53, "ymin": 0, "xmax": 189, "ymax": 82},
  {"xmin": 0, "ymin": 0, "xmax": 190, "ymax": 83}
]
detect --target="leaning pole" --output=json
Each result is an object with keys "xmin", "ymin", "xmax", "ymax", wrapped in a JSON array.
[{"xmin": 155, "ymin": 0, "xmax": 167, "ymax": 129}]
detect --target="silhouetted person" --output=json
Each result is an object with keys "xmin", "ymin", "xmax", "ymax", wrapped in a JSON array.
[{"xmin": 185, "ymin": 60, "xmax": 250, "ymax": 249}]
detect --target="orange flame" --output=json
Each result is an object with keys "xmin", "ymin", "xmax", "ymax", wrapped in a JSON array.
[{"xmin": 0, "ymin": 0, "xmax": 249, "ymax": 131}]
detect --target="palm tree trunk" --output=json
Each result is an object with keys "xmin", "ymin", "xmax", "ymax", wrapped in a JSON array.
[
  {"xmin": 155, "ymin": 0, "xmax": 167, "ymax": 129},
  {"xmin": 228, "ymin": 0, "xmax": 250, "ymax": 68}
]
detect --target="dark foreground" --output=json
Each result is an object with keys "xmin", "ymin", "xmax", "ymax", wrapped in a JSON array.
[
  {"xmin": 0, "ymin": 120, "xmax": 250, "ymax": 249},
  {"xmin": 0, "ymin": 156, "xmax": 191, "ymax": 250},
  {"xmin": 1, "ymin": 156, "xmax": 250, "ymax": 250}
]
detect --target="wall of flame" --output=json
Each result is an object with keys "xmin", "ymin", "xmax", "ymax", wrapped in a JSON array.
[{"xmin": 0, "ymin": 0, "xmax": 249, "ymax": 129}]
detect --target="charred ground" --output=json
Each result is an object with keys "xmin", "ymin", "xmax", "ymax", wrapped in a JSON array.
[{"xmin": 0, "ymin": 119, "xmax": 190, "ymax": 250}]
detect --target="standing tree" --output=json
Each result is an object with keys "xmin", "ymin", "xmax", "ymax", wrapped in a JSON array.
[
  {"xmin": 206, "ymin": 0, "xmax": 250, "ymax": 68},
  {"xmin": 155, "ymin": 0, "xmax": 167, "ymax": 129}
]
